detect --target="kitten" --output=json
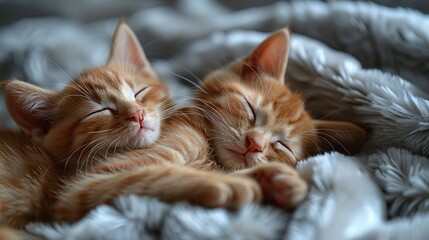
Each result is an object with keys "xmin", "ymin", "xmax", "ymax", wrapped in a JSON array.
[
  {"xmin": 191, "ymin": 27, "xmax": 367, "ymax": 206},
  {"xmin": 195, "ymin": 27, "xmax": 367, "ymax": 169},
  {"xmin": 54, "ymin": 28, "xmax": 366, "ymax": 222},
  {"xmin": 0, "ymin": 21, "xmax": 171, "ymax": 228}
]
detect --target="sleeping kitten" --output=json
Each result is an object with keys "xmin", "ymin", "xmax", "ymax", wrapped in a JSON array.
[
  {"xmin": 54, "ymin": 28, "xmax": 367, "ymax": 222},
  {"xmin": 1, "ymin": 20, "xmax": 271, "ymax": 228},
  {"xmin": 191, "ymin": 27, "xmax": 367, "ymax": 206},
  {"xmin": 196, "ymin": 28, "xmax": 367, "ymax": 169},
  {"xmin": 0, "ymin": 21, "xmax": 172, "ymax": 228}
]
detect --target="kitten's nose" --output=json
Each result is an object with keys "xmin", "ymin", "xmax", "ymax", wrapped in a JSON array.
[
  {"xmin": 246, "ymin": 136, "xmax": 263, "ymax": 153},
  {"xmin": 128, "ymin": 109, "xmax": 144, "ymax": 124}
]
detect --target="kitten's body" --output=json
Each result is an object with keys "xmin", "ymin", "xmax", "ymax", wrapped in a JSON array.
[
  {"xmin": 0, "ymin": 22, "xmax": 174, "ymax": 228},
  {"xmin": 0, "ymin": 130, "xmax": 62, "ymax": 227},
  {"xmin": 54, "ymin": 28, "xmax": 366, "ymax": 221},
  {"xmin": 0, "ymin": 23, "xmax": 366, "ymax": 228},
  {"xmin": 0, "ymin": 21, "xmax": 263, "ymax": 228}
]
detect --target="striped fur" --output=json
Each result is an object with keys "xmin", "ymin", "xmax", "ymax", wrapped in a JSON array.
[
  {"xmin": 0, "ymin": 25, "xmax": 367, "ymax": 227},
  {"xmin": 0, "ymin": 21, "xmax": 174, "ymax": 228},
  {"xmin": 54, "ymin": 28, "xmax": 367, "ymax": 222}
]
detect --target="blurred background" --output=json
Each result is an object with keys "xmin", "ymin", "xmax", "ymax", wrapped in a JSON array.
[
  {"xmin": 0, "ymin": 0, "xmax": 426, "ymax": 127},
  {"xmin": 1, "ymin": 0, "xmax": 428, "ymax": 25}
]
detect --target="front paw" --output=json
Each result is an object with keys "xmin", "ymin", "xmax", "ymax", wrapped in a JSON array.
[
  {"xmin": 247, "ymin": 162, "xmax": 308, "ymax": 209},
  {"xmin": 190, "ymin": 176, "xmax": 262, "ymax": 208}
]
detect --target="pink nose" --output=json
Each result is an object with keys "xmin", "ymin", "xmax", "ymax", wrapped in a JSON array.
[
  {"xmin": 128, "ymin": 110, "xmax": 144, "ymax": 123},
  {"xmin": 246, "ymin": 136, "xmax": 263, "ymax": 153}
]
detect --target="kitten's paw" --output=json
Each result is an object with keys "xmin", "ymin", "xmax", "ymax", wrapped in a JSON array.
[
  {"xmin": 192, "ymin": 176, "xmax": 262, "ymax": 208},
  {"xmin": 222, "ymin": 177, "xmax": 263, "ymax": 208},
  {"xmin": 247, "ymin": 162, "xmax": 308, "ymax": 209}
]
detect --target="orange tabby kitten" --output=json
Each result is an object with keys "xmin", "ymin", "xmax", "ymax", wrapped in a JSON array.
[
  {"xmin": 53, "ymin": 28, "xmax": 366, "ymax": 222},
  {"xmin": 1, "ymin": 21, "xmax": 277, "ymax": 228},
  {"xmin": 0, "ymin": 21, "xmax": 172, "ymax": 228}
]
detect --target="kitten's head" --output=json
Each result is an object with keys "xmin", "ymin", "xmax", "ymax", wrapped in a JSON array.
[
  {"xmin": 1, "ymin": 21, "xmax": 171, "ymax": 160},
  {"xmin": 196, "ymin": 28, "xmax": 367, "ymax": 170}
]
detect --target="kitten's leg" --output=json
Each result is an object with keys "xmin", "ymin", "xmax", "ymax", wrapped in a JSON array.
[
  {"xmin": 0, "ymin": 171, "xmax": 57, "ymax": 229},
  {"xmin": 233, "ymin": 162, "xmax": 308, "ymax": 209},
  {"xmin": 55, "ymin": 165, "xmax": 262, "ymax": 222}
]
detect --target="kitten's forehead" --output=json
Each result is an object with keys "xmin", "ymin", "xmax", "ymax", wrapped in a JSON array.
[
  {"xmin": 237, "ymin": 81, "xmax": 307, "ymax": 127},
  {"xmin": 73, "ymin": 69, "xmax": 121, "ymax": 90},
  {"xmin": 120, "ymin": 84, "xmax": 135, "ymax": 101},
  {"xmin": 70, "ymin": 68, "xmax": 142, "ymax": 98}
]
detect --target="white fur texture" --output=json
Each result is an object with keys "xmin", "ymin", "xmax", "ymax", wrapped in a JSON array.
[{"xmin": 1, "ymin": 1, "xmax": 429, "ymax": 239}]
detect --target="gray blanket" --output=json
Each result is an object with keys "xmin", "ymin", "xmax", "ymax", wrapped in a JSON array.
[{"xmin": 0, "ymin": 1, "xmax": 428, "ymax": 239}]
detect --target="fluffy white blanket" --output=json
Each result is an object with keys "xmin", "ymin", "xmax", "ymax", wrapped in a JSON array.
[{"xmin": 1, "ymin": 1, "xmax": 428, "ymax": 239}]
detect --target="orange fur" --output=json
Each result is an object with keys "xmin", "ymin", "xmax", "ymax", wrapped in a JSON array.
[
  {"xmin": 0, "ymin": 226, "xmax": 22, "ymax": 240},
  {"xmin": 54, "ymin": 28, "xmax": 367, "ymax": 222},
  {"xmin": 0, "ymin": 24, "xmax": 367, "ymax": 228},
  {"xmin": 0, "ymin": 21, "xmax": 172, "ymax": 228},
  {"xmin": 0, "ymin": 130, "xmax": 60, "ymax": 228},
  {"xmin": 195, "ymin": 28, "xmax": 366, "ymax": 169}
]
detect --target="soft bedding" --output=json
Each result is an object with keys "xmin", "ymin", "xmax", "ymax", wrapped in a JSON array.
[{"xmin": 0, "ymin": 1, "xmax": 428, "ymax": 239}]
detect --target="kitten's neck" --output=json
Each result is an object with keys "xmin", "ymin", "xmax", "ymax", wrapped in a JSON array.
[
  {"xmin": 57, "ymin": 148, "xmax": 124, "ymax": 173},
  {"xmin": 173, "ymin": 106, "xmax": 225, "ymax": 170}
]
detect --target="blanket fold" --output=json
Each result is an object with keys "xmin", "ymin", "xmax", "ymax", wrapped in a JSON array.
[{"xmin": 0, "ymin": 1, "xmax": 428, "ymax": 239}]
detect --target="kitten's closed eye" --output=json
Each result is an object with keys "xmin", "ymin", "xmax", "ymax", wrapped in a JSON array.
[
  {"xmin": 276, "ymin": 141, "xmax": 293, "ymax": 154},
  {"xmin": 135, "ymin": 87, "xmax": 149, "ymax": 101},
  {"xmin": 243, "ymin": 98, "xmax": 256, "ymax": 124},
  {"xmin": 85, "ymin": 108, "xmax": 114, "ymax": 119}
]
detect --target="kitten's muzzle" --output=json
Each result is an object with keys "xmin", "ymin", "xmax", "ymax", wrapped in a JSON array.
[
  {"xmin": 246, "ymin": 136, "xmax": 264, "ymax": 153},
  {"xmin": 127, "ymin": 109, "xmax": 144, "ymax": 128}
]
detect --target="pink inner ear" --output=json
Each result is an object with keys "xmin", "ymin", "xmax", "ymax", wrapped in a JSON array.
[{"xmin": 245, "ymin": 29, "xmax": 290, "ymax": 81}]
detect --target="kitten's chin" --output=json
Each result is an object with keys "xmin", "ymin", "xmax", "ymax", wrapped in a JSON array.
[
  {"xmin": 134, "ymin": 128, "xmax": 160, "ymax": 149},
  {"xmin": 124, "ymin": 125, "xmax": 159, "ymax": 149},
  {"xmin": 125, "ymin": 117, "xmax": 161, "ymax": 149},
  {"xmin": 216, "ymin": 148, "xmax": 261, "ymax": 170}
]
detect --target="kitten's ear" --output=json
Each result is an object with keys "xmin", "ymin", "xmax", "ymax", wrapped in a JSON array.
[
  {"xmin": 311, "ymin": 120, "xmax": 367, "ymax": 155},
  {"xmin": 107, "ymin": 20, "xmax": 151, "ymax": 72},
  {"xmin": 1, "ymin": 80, "xmax": 55, "ymax": 136},
  {"xmin": 242, "ymin": 27, "xmax": 291, "ymax": 81}
]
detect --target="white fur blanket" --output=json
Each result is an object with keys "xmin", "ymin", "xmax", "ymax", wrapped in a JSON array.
[{"xmin": 1, "ymin": 1, "xmax": 428, "ymax": 239}]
